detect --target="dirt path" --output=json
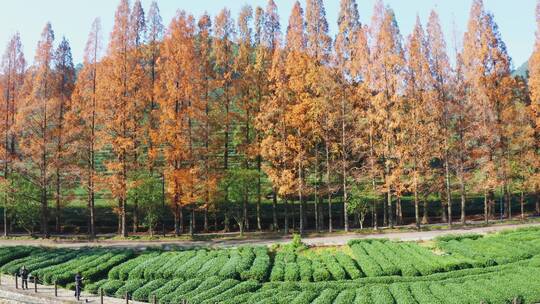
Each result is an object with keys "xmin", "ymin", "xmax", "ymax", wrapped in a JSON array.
[
  {"xmin": 0, "ymin": 221, "xmax": 538, "ymax": 249},
  {"xmin": 0, "ymin": 275, "xmax": 144, "ymax": 304}
]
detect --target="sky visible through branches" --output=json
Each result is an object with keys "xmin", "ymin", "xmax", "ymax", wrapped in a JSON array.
[{"xmin": 0, "ymin": 0, "xmax": 535, "ymax": 67}]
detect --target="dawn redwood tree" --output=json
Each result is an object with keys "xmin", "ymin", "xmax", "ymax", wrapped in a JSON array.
[
  {"xmin": 403, "ymin": 17, "xmax": 434, "ymax": 228},
  {"xmin": 426, "ymin": 10, "xmax": 454, "ymax": 227},
  {"xmin": 51, "ymin": 37, "xmax": 75, "ymax": 233},
  {"xmin": 15, "ymin": 23, "xmax": 56, "ymax": 237},
  {"xmin": 285, "ymin": 1, "xmax": 312, "ymax": 234},
  {"xmin": 128, "ymin": 0, "xmax": 146, "ymax": 233},
  {"xmin": 368, "ymin": 1, "xmax": 404, "ymax": 228},
  {"xmin": 213, "ymin": 8, "xmax": 236, "ymax": 232},
  {"xmin": 334, "ymin": 0, "xmax": 361, "ymax": 232},
  {"xmin": 234, "ymin": 5, "xmax": 255, "ymax": 231},
  {"xmin": 68, "ymin": 18, "xmax": 102, "ymax": 239},
  {"xmin": 462, "ymin": 0, "xmax": 513, "ymax": 223},
  {"xmin": 0, "ymin": 33, "xmax": 25, "ymax": 236},
  {"xmin": 305, "ymin": 0, "xmax": 333, "ymax": 233},
  {"xmin": 145, "ymin": 1, "xmax": 163, "ymax": 164},
  {"xmin": 157, "ymin": 11, "xmax": 202, "ymax": 236},
  {"xmin": 98, "ymin": 0, "xmax": 145, "ymax": 237},
  {"xmin": 258, "ymin": 39, "xmax": 296, "ymax": 234},
  {"xmin": 254, "ymin": 0, "xmax": 281, "ymax": 231},
  {"xmin": 195, "ymin": 13, "xmax": 220, "ymax": 232},
  {"xmin": 528, "ymin": 0, "xmax": 540, "ymax": 216}
]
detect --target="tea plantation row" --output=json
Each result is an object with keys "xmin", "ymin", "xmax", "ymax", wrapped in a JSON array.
[{"xmin": 0, "ymin": 227, "xmax": 539, "ymax": 303}]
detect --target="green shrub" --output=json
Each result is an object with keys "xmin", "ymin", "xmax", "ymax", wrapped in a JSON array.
[
  {"xmin": 151, "ymin": 278, "xmax": 185, "ymax": 302},
  {"xmin": 284, "ymin": 262, "xmax": 300, "ymax": 282},
  {"xmin": 132, "ymin": 279, "xmax": 166, "ymax": 302},
  {"xmin": 100, "ymin": 279, "xmax": 125, "ymax": 296},
  {"xmin": 84, "ymin": 279, "xmax": 108, "ymax": 294},
  {"xmin": 158, "ymin": 278, "xmax": 202, "ymax": 303},
  {"xmin": 335, "ymin": 252, "xmax": 363, "ymax": 279},
  {"xmin": 333, "ymin": 289, "xmax": 356, "ymax": 304},
  {"xmin": 320, "ymin": 253, "xmax": 346, "ymax": 280},
  {"xmin": 297, "ymin": 256, "xmax": 312, "ymax": 282},
  {"xmin": 114, "ymin": 279, "xmax": 146, "ymax": 299},
  {"xmin": 312, "ymin": 288, "xmax": 339, "ymax": 304},
  {"xmin": 290, "ymin": 290, "xmax": 319, "ymax": 304},
  {"xmin": 188, "ymin": 279, "xmax": 239, "ymax": 303},
  {"xmin": 200, "ymin": 280, "xmax": 260, "ymax": 304},
  {"xmin": 242, "ymin": 247, "xmax": 270, "ymax": 282},
  {"xmin": 369, "ymin": 285, "xmax": 394, "ymax": 304}
]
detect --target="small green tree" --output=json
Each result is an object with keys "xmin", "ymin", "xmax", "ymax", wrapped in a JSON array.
[
  {"xmin": 128, "ymin": 173, "xmax": 164, "ymax": 236},
  {"xmin": 348, "ymin": 183, "xmax": 378, "ymax": 229}
]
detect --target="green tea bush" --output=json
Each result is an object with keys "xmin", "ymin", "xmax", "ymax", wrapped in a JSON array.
[
  {"xmin": 311, "ymin": 288, "xmax": 339, "ymax": 304},
  {"xmin": 320, "ymin": 253, "xmax": 346, "ymax": 280},
  {"xmin": 132, "ymin": 279, "xmax": 166, "ymax": 301},
  {"xmin": 84, "ymin": 279, "xmax": 108, "ymax": 294},
  {"xmin": 158, "ymin": 278, "xmax": 202, "ymax": 303},
  {"xmin": 333, "ymin": 289, "xmax": 356, "ymax": 304},
  {"xmin": 151, "ymin": 278, "xmax": 185, "ymax": 302},
  {"xmin": 242, "ymin": 247, "xmax": 270, "ymax": 282},
  {"xmin": 297, "ymin": 256, "xmax": 312, "ymax": 282},
  {"xmin": 335, "ymin": 252, "xmax": 363, "ymax": 279},
  {"xmin": 114, "ymin": 279, "xmax": 146, "ymax": 299},
  {"xmin": 350, "ymin": 244, "xmax": 384, "ymax": 277},
  {"xmin": 100, "ymin": 279, "xmax": 125, "ymax": 296},
  {"xmin": 290, "ymin": 290, "xmax": 319, "ymax": 304},
  {"xmin": 200, "ymin": 280, "xmax": 260, "ymax": 304},
  {"xmin": 188, "ymin": 279, "xmax": 238, "ymax": 303}
]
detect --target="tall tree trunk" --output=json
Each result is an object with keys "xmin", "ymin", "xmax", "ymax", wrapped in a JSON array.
[
  {"xmin": 204, "ymin": 207, "xmax": 209, "ymax": 233},
  {"xmin": 174, "ymin": 202, "xmax": 180, "ymax": 236},
  {"xmin": 422, "ymin": 198, "xmax": 429, "ymax": 224},
  {"xmin": 441, "ymin": 192, "xmax": 447, "ymax": 224},
  {"xmin": 506, "ymin": 185, "xmax": 511, "ymax": 220},
  {"xmin": 325, "ymin": 141, "xmax": 332, "ymax": 233},
  {"xmin": 243, "ymin": 188, "xmax": 249, "ymax": 231},
  {"xmin": 459, "ymin": 167, "xmax": 466, "ymax": 225},
  {"xmin": 133, "ymin": 198, "xmax": 138, "ymax": 233},
  {"xmin": 120, "ymin": 197, "xmax": 127, "ymax": 238},
  {"xmin": 256, "ymin": 156, "xmax": 262, "ymax": 232},
  {"xmin": 272, "ymin": 189, "xmax": 278, "ymax": 231},
  {"xmin": 444, "ymin": 153, "xmax": 452, "ymax": 227},
  {"xmin": 284, "ymin": 199, "xmax": 289, "ymax": 234},
  {"xmin": 414, "ymin": 177, "xmax": 420, "ymax": 229},
  {"xmin": 520, "ymin": 191, "xmax": 525, "ymax": 221},
  {"xmin": 383, "ymin": 197, "xmax": 387, "ymax": 227},
  {"xmin": 189, "ymin": 209, "xmax": 194, "ymax": 236},
  {"xmin": 396, "ymin": 196, "xmax": 402, "ymax": 225},
  {"xmin": 387, "ymin": 186, "xmax": 393, "ymax": 229},
  {"xmin": 56, "ymin": 172, "xmax": 61, "ymax": 233},
  {"xmin": 298, "ymin": 161, "xmax": 304, "ymax": 234},
  {"xmin": 88, "ymin": 181, "xmax": 95, "ymax": 240},
  {"xmin": 341, "ymin": 98, "xmax": 349, "ymax": 232},
  {"xmin": 484, "ymin": 191, "xmax": 489, "ymax": 224},
  {"xmin": 314, "ymin": 148, "xmax": 320, "ymax": 233}
]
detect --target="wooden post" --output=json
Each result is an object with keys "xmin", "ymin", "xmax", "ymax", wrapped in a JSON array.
[
  {"xmin": 152, "ymin": 295, "xmax": 157, "ymax": 304},
  {"xmin": 125, "ymin": 292, "xmax": 129, "ymax": 303},
  {"xmin": 100, "ymin": 288, "xmax": 104, "ymax": 304},
  {"xmin": 54, "ymin": 281, "xmax": 57, "ymax": 296},
  {"xmin": 14, "ymin": 274, "xmax": 18, "ymax": 289},
  {"xmin": 33, "ymin": 276, "xmax": 37, "ymax": 293}
]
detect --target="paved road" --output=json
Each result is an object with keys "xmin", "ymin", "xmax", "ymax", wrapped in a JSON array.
[{"xmin": 0, "ymin": 221, "xmax": 537, "ymax": 249}]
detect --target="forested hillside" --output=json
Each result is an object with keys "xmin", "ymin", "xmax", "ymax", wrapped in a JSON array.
[{"xmin": 0, "ymin": 0, "xmax": 539, "ymax": 238}]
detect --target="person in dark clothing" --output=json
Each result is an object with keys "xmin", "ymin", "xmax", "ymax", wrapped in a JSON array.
[
  {"xmin": 19, "ymin": 266, "xmax": 28, "ymax": 290},
  {"xmin": 74, "ymin": 273, "xmax": 84, "ymax": 299}
]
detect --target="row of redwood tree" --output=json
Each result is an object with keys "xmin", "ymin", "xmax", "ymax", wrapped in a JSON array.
[{"xmin": 0, "ymin": 0, "xmax": 539, "ymax": 238}]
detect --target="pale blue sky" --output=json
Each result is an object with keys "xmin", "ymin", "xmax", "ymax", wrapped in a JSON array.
[{"xmin": 0, "ymin": 0, "xmax": 535, "ymax": 68}]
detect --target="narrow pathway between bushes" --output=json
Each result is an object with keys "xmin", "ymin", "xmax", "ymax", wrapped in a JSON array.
[
  {"xmin": 0, "ymin": 275, "xmax": 144, "ymax": 304},
  {"xmin": 0, "ymin": 220, "xmax": 538, "ymax": 249}
]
